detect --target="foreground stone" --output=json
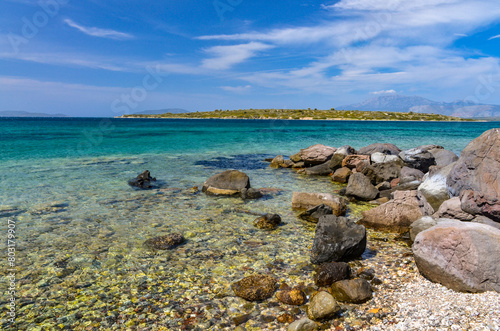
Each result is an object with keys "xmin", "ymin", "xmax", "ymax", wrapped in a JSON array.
[
  {"xmin": 254, "ymin": 214, "xmax": 282, "ymax": 230},
  {"xmin": 345, "ymin": 173, "xmax": 378, "ymax": 201},
  {"xmin": 143, "ymin": 233, "xmax": 184, "ymax": 250},
  {"xmin": 232, "ymin": 274, "xmax": 277, "ymax": 301},
  {"xmin": 202, "ymin": 170, "xmax": 250, "ymax": 196},
  {"xmin": 460, "ymin": 190, "xmax": 500, "ymax": 222},
  {"xmin": 361, "ymin": 190, "xmax": 434, "ymax": 232},
  {"xmin": 276, "ymin": 284, "xmax": 307, "ymax": 306},
  {"xmin": 310, "ymin": 215, "xmax": 366, "ymax": 264},
  {"xmin": 413, "ymin": 220, "xmax": 500, "ymax": 293},
  {"xmin": 307, "ymin": 291, "xmax": 340, "ymax": 321},
  {"xmin": 314, "ymin": 262, "xmax": 351, "ymax": 287},
  {"xmin": 129, "ymin": 170, "xmax": 157, "ymax": 189},
  {"xmin": 287, "ymin": 318, "xmax": 318, "ymax": 331},
  {"xmin": 331, "ymin": 279, "xmax": 373, "ymax": 303},
  {"xmin": 298, "ymin": 204, "xmax": 333, "ymax": 223},
  {"xmin": 292, "ymin": 192, "xmax": 347, "ymax": 216},
  {"xmin": 447, "ymin": 128, "xmax": 500, "ymax": 197}
]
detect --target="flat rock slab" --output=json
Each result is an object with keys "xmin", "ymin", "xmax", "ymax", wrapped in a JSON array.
[
  {"xmin": 202, "ymin": 170, "xmax": 250, "ymax": 196},
  {"xmin": 413, "ymin": 220, "xmax": 500, "ymax": 293}
]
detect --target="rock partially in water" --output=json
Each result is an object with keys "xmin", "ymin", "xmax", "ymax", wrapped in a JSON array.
[
  {"xmin": 314, "ymin": 262, "xmax": 351, "ymax": 287},
  {"xmin": 298, "ymin": 144, "xmax": 337, "ymax": 166},
  {"xmin": 307, "ymin": 291, "xmax": 340, "ymax": 321},
  {"xmin": 202, "ymin": 170, "xmax": 250, "ymax": 196},
  {"xmin": 300, "ymin": 162, "xmax": 333, "ymax": 176},
  {"xmin": 232, "ymin": 274, "xmax": 277, "ymax": 302},
  {"xmin": 287, "ymin": 317, "xmax": 318, "ymax": 331},
  {"xmin": 241, "ymin": 188, "xmax": 263, "ymax": 200},
  {"xmin": 292, "ymin": 192, "xmax": 347, "ymax": 216},
  {"xmin": 254, "ymin": 214, "xmax": 282, "ymax": 230},
  {"xmin": 128, "ymin": 170, "xmax": 157, "ymax": 189},
  {"xmin": 270, "ymin": 155, "xmax": 285, "ymax": 168},
  {"xmin": 310, "ymin": 215, "xmax": 367, "ymax": 264},
  {"xmin": 331, "ymin": 278, "xmax": 373, "ymax": 303},
  {"xmin": 276, "ymin": 285, "xmax": 307, "ymax": 306},
  {"xmin": 143, "ymin": 233, "xmax": 185, "ymax": 250},
  {"xmin": 342, "ymin": 155, "xmax": 370, "ymax": 170},
  {"xmin": 298, "ymin": 204, "xmax": 333, "ymax": 223},
  {"xmin": 346, "ymin": 173, "xmax": 379, "ymax": 201}
]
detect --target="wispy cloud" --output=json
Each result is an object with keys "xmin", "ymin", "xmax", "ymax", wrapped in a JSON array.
[
  {"xmin": 220, "ymin": 85, "xmax": 252, "ymax": 93},
  {"xmin": 201, "ymin": 42, "xmax": 273, "ymax": 70},
  {"xmin": 371, "ymin": 89, "xmax": 397, "ymax": 95},
  {"xmin": 63, "ymin": 19, "xmax": 134, "ymax": 40},
  {"xmin": 489, "ymin": 34, "xmax": 500, "ymax": 40}
]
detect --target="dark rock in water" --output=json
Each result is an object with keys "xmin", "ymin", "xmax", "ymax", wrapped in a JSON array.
[
  {"xmin": 399, "ymin": 148, "xmax": 436, "ymax": 173},
  {"xmin": 328, "ymin": 153, "xmax": 346, "ymax": 171},
  {"xmin": 310, "ymin": 215, "xmax": 367, "ymax": 264},
  {"xmin": 202, "ymin": 170, "xmax": 252, "ymax": 197},
  {"xmin": 331, "ymin": 279, "xmax": 373, "ymax": 303},
  {"xmin": 413, "ymin": 220, "xmax": 500, "ymax": 293},
  {"xmin": 232, "ymin": 274, "xmax": 277, "ymax": 301},
  {"xmin": 346, "ymin": 173, "xmax": 379, "ymax": 201},
  {"xmin": 195, "ymin": 154, "xmax": 270, "ymax": 170},
  {"xmin": 254, "ymin": 214, "xmax": 282, "ymax": 230},
  {"xmin": 143, "ymin": 233, "xmax": 184, "ymax": 250},
  {"xmin": 307, "ymin": 291, "xmax": 340, "ymax": 321},
  {"xmin": 301, "ymin": 162, "xmax": 332, "ymax": 176},
  {"xmin": 356, "ymin": 267, "xmax": 376, "ymax": 280},
  {"xmin": 332, "ymin": 167, "xmax": 352, "ymax": 183},
  {"xmin": 275, "ymin": 285, "xmax": 307, "ymax": 306},
  {"xmin": 460, "ymin": 190, "xmax": 500, "ymax": 222},
  {"xmin": 241, "ymin": 188, "xmax": 263, "ymax": 200},
  {"xmin": 314, "ymin": 262, "xmax": 351, "ymax": 287},
  {"xmin": 358, "ymin": 143, "xmax": 401, "ymax": 156},
  {"xmin": 129, "ymin": 170, "xmax": 157, "ymax": 189},
  {"xmin": 299, "ymin": 204, "xmax": 333, "ymax": 223}
]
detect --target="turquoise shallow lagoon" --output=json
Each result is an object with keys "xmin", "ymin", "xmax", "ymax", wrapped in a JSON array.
[{"xmin": 1, "ymin": 118, "xmax": 499, "ymax": 330}]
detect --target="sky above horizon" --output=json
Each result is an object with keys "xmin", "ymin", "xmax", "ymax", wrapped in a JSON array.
[{"xmin": 1, "ymin": 0, "xmax": 500, "ymax": 117}]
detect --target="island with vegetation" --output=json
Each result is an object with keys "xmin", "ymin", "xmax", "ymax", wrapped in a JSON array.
[{"xmin": 118, "ymin": 108, "xmax": 475, "ymax": 121}]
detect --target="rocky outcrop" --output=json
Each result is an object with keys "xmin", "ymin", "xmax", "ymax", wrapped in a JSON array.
[
  {"xmin": 361, "ymin": 161, "xmax": 401, "ymax": 185},
  {"xmin": 447, "ymin": 128, "xmax": 500, "ymax": 198},
  {"xmin": 293, "ymin": 144, "xmax": 336, "ymax": 166},
  {"xmin": 345, "ymin": 173, "xmax": 379, "ymax": 201},
  {"xmin": 332, "ymin": 167, "xmax": 352, "ymax": 183},
  {"xmin": 129, "ymin": 170, "xmax": 157, "ymax": 189},
  {"xmin": 298, "ymin": 204, "xmax": 333, "ymax": 223},
  {"xmin": 270, "ymin": 155, "xmax": 285, "ymax": 168},
  {"xmin": 413, "ymin": 220, "xmax": 500, "ymax": 293},
  {"xmin": 232, "ymin": 274, "xmax": 277, "ymax": 301},
  {"xmin": 400, "ymin": 167, "xmax": 425, "ymax": 185},
  {"xmin": 310, "ymin": 215, "xmax": 367, "ymax": 264},
  {"xmin": 202, "ymin": 170, "xmax": 250, "ymax": 196},
  {"xmin": 301, "ymin": 162, "xmax": 333, "ymax": 176},
  {"xmin": 429, "ymin": 148, "xmax": 458, "ymax": 168},
  {"xmin": 335, "ymin": 145, "xmax": 357, "ymax": 156},
  {"xmin": 370, "ymin": 152, "xmax": 401, "ymax": 164},
  {"xmin": 307, "ymin": 291, "xmax": 340, "ymax": 321},
  {"xmin": 435, "ymin": 197, "xmax": 474, "ymax": 221},
  {"xmin": 143, "ymin": 233, "xmax": 185, "ymax": 250},
  {"xmin": 314, "ymin": 262, "xmax": 351, "ymax": 287},
  {"xmin": 358, "ymin": 143, "xmax": 401, "ymax": 156},
  {"xmin": 460, "ymin": 190, "xmax": 500, "ymax": 222},
  {"xmin": 399, "ymin": 147, "xmax": 436, "ymax": 173},
  {"xmin": 360, "ymin": 190, "xmax": 434, "ymax": 232},
  {"xmin": 342, "ymin": 155, "xmax": 370, "ymax": 169},
  {"xmin": 418, "ymin": 163, "xmax": 454, "ymax": 210},
  {"xmin": 331, "ymin": 279, "xmax": 373, "ymax": 303},
  {"xmin": 254, "ymin": 214, "xmax": 282, "ymax": 230},
  {"xmin": 292, "ymin": 192, "xmax": 347, "ymax": 216},
  {"xmin": 328, "ymin": 153, "xmax": 346, "ymax": 171}
]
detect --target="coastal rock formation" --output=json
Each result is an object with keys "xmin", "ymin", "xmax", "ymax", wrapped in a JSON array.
[
  {"xmin": 270, "ymin": 155, "xmax": 285, "ymax": 168},
  {"xmin": 298, "ymin": 204, "xmax": 333, "ymax": 223},
  {"xmin": 292, "ymin": 144, "xmax": 336, "ymax": 166},
  {"xmin": 435, "ymin": 197, "xmax": 474, "ymax": 221},
  {"xmin": 400, "ymin": 167, "xmax": 425, "ymax": 185},
  {"xmin": 361, "ymin": 161, "xmax": 402, "ymax": 185},
  {"xmin": 331, "ymin": 279, "xmax": 373, "ymax": 303},
  {"xmin": 307, "ymin": 291, "xmax": 340, "ymax": 321},
  {"xmin": 413, "ymin": 220, "xmax": 500, "ymax": 293},
  {"xmin": 342, "ymin": 155, "xmax": 370, "ymax": 169},
  {"xmin": 143, "ymin": 233, "xmax": 185, "ymax": 250},
  {"xmin": 370, "ymin": 152, "xmax": 401, "ymax": 164},
  {"xmin": 232, "ymin": 274, "xmax": 277, "ymax": 301},
  {"xmin": 310, "ymin": 215, "xmax": 367, "ymax": 264},
  {"xmin": 429, "ymin": 148, "xmax": 458, "ymax": 168},
  {"xmin": 203, "ymin": 170, "xmax": 261, "ymax": 199},
  {"xmin": 399, "ymin": 147, "xmax": 436, "ymax": 173},
  {"xmin": 254, "ymin": 214, "xmax": 282, "ymax": 230},
  {"xmin": 292, "ymin": 192, "xmax": 347, "ymax": 216},
  {"xmin": 128, "ymin": 170, "xmax": 157, "ymax": 189},
  {"xmin": 447, "ymin": 128, "xmax": 500, "ymax": 198},
  {"xmin": 328, "ymin": 153, "xmax": 346, "ymax": 171},
  {"xmin": 331, "ymin": 167, "xmax": 352, "ymax": 183},
  {"xmin": 346, "ymin": 173, "xmax": 379, "ymax": 201},
  {"xmin": 473, "ymin": 215, "xmax": 500, "ymax": 230},
  {"xmin": 418, "ymin": 163, "xmax": 454, "ymax": 210},
  {"xmin": 335, "ymin": 145, "xmax": 357, "ymax": 156},
  {"xmin": 314, "ymin": 262, "xmax": 351, "ymax": 287},
  {"xmin": 460, "ymin": 190, "xmax": 500, "ymax": 222},
  {"xmin": 361, "ymin": 190, "xmax": 434, "ymax": 232},
  {"xmin": 301, "ymin": 162, "xmax": 333, "ymax": 176},
  {"xmin": 409, "ymin": 216, "xmax": 438, "ymax": 242},
  {"xmin": 275, "ymin": 284, "xmax": 307, "ymax": 306},
  {"xmin": 358, "ymin": 143, "xmax": 401, "ymax": 156}
]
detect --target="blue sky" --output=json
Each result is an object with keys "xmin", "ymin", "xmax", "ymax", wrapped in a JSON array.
[{"xmin": 1, "ymin": 0, "xmax": 500, "ymax": 116}]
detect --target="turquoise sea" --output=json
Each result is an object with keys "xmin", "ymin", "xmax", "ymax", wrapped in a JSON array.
[{"xmin": 1, "ymin": 118, "xmax": 499, "ymax": 330}]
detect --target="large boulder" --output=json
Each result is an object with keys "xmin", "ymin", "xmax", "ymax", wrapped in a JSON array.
[
  {"xmin": 202, "ymin": 170, "xmax": 250, "ymax": 196},
  {"xmin": 358, "ymin": 143, "xmax": 401, "ymax": 156},
  {"xmin": 429, "ymin": 148, "xmax": 458, "ymax": 168},
  {"xmin": 360, "ymin": 190, "xmax": 434, "ymax": 232},
  {"xmin": 447, "ymin": 128, "xmax": 500, "ymax": 197},
  {"xmin": 310, "ymin": 215, "xmax": 367, "ymax": 264},
  {"xmin": 345, "ymin": 173, "xmax": 379, "ymax": 201},
  {"xmin": 413, "ymin": 220, "xmax": 500, "ymax": 293},
  {"xmin": 361, "ymin": 161, "xmax": 402, "ymax": 185},
  {"xmin": 460, "ymin": 190, "xmax": 500, "ymax": 222},
  {"xmin": 434, "ymin": 197, "xmax": 474, "ymax": 221},
  {"xmin": 418, "ymin": 163, "xmax": 454, "ymax": 210},
  {"xmin": 292, "ymin": 192, "xmax": 347, "ymax": 216},
  {"xmin": 294, "ymin": 144, "xmax": 336, "ymax": 166},
  {"xmin": 399, "ymin": 147, "xmax": 436, "ymax": 173},
  {"xmin": 232, "ymin": 274, "xmax": 277, "ymax": 301}
]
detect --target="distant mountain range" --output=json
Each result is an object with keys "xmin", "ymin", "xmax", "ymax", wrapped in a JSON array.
[
  {"xmin": 0, "ymin": 111, "xmax": 68, "ymax": 117},
  {"xmin": 339, "ymin": 95, "xmax": 500, "ymax": 118},
  {"xmin": 133, "ymin": 108, "xmax": 190, "ymax": 115}
]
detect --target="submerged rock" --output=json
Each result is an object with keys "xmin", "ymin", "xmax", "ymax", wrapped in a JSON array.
[
  {"xmin": 143, "ymin": 233, "xmax": 185, "ymax": 250},
  {"xmin": 287, "ymin": 318, "xmax": 318, "ymax": 331},
  {"xmin": 254, "ymin": 214, "xmax": 282, "ymax": 230},
  {"xmin": 307, "ymin": 291, "xmax": 340, "ymax": 321},
  {"xmin": 128, "ymin": 170, "xmax": 157, "ymax": 189},
  {"xmin": 292, "ymin": 192, "xmax": 347, "ymax": 216},
  {"xmin": 276, "ymin": 285, "xmax": 307, "ymax": 306},
  {"xmin": 232, "ymin": 274, "xmax": 278, "ymax": 301},
  {"xmin": 298, "ymin": 204, "xmax": 333, "ymax": 223},
  {"xmin": 314, "ymin": 262, "xmax": 351, "ymax": 287},
  {"xmin": 202, "ymin": 170, "xmax": 250, "ymax": 196},
  {"xmin": 310, "ymin": 215, "xmax": 367, "ymax": 264},
  {"xmin": 331, "ymin": 279, "xmax": 373, "ymax": 303}
]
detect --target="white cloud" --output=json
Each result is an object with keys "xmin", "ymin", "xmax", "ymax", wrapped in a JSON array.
[
  {"xmin": 201, "ymin": 42, "xmax": 273, "ymax": 70},
  {"xmin": 63, "ymin": 19, "xmax": 134, "ymax": 40},
  {"xmin": 489, "ymin": 34, "xmax": 500, "ymax": 40},
  {"xmin": 371, "ymin": 89, "xmax": 397, "ymax": 95},
  {"xmin": 220, "ymin": 85, "xmax": 252, "ymax": 93}
]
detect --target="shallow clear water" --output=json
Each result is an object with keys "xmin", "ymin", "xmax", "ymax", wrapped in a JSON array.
[{"xmin": 0, "ymin": 118, "xmax": 498, "ymax": 330}]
